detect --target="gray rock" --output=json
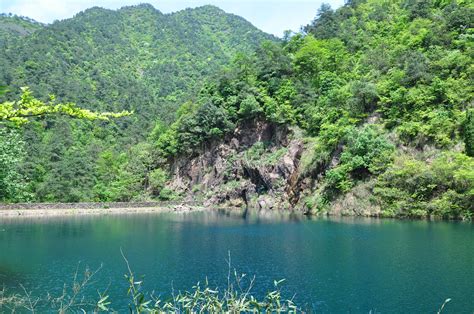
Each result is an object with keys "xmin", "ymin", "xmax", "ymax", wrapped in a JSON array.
[{"xmin": 164, "ymin": 120, "xmax": 313, "ymax": 212}]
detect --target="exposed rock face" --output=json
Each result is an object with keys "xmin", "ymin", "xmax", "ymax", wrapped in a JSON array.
[{"xmin": 167, "ymin": 120, "xmax": 306, "ymax": 211}]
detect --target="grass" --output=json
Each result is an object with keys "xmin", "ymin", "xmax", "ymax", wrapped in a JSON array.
[
  {"xmin": 0, "ymin": 251, "xmax": 300, "ymax": 313},
  {"xmin": 0, "ymin": 251, "xmax": 455, "ymax": 313}
]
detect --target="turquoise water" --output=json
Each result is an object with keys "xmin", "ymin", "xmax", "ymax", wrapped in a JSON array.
[{"xmin": 0, "ymin": 211, "xmax": 472, "ymax": 312}]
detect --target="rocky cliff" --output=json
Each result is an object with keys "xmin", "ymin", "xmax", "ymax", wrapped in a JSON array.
[
  {"xmin": 164, "ymin": 112, "xmax": 473, "ymax": 219},
  {"xmin": 167, "ymin": 120, "xmax": 312, "ymax": 211},
  {"xmin": 165, "ymin": 118, "xmax": 387, "ymax": 216}
]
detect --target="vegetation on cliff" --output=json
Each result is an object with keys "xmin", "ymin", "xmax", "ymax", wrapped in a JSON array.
[{"xmin": 148, "ymin": 0, "xmax": 473, "ymax": 218}]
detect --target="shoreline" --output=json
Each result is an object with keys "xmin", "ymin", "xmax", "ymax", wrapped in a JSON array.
[
  {"xmin": 0, "ymin": 204, "xmax": 470, "ymax": 221},
  {"xmin": 0, "ymin": 204, "xmax": 205, "ymax": 218}
]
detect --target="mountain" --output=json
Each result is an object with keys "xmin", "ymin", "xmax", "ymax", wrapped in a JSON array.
[
  {"xmin": 0, "ymin": 4, "xmax": 275, "ymax": 202},
  {"xmin": 1, "ymin": 4, "xmax": 274, "ymax": 124},
  {"xmin": 151, "ymin": 0, "xmax": 473, "ymax": 219},
  {"xmin": 1, "ymin": 0, "xmax": 472, "ymax": 219},
  {"xmin": 0, "ymin": 14, "xmax": 43, "ymax": 38},
  {"xmin": 0, "ymin": 14, "xmax": 44, "ymax": 81}
]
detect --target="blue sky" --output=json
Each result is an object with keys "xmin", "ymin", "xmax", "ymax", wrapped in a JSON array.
[{"xmin": 0, "ymin": 0, "xmax": 345, "ymax": 37}]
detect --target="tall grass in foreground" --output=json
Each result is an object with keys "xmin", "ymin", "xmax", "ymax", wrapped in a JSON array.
[
  {"xmin": 0, "ymin": 251, "xmax": 300, "ymax": 313},
  {"xmin": 0, "ymin": 250, "xmax": 454, "ymax": 313}
]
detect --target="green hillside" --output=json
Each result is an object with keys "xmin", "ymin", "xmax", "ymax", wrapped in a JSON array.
[
  {"xmin": 0, "ymin": 14, "xmax": 43, "ymax": 38},
  {"xmin": 147, "ymin": 0, "xmax": 473, "ymax": 218},
  {"xmin": 0, "ymin": 4, "xmax": 274, "ymax": 202},
  {"xmin": 1, "ymin": 0, "xmax": 472, "ymax": 219},
  {"xmin": 1, "ymin": 5, "xmax": 273, "ymax": 123}
]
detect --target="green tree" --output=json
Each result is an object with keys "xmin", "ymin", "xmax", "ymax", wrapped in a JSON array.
[
  {"xmin": 0, "ymin": 87, "xmax": 130, "ymax": 126},
  {"xmin": 0, "ymin": 128, "xmax": 31, "ymax": 202},
  {"xmin": 304, "ymin": 3, "xmax": 339, "ymax": 39},
  {"xmin": 464, "ymin": 108, "xmax": 474, "ymax": 157},
  {"xmin": 238, "ymin": 94, "xmax": 262, "ymax": 118},
  {"xmin": 148, "ymin": 168, "xmax": 168, "ymax": 195},
  {"xmin": 326, "ymin": 125, "xmax": 394, "ymax": 192}
]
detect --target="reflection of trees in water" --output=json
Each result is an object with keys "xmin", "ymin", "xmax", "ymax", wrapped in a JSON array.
[
  {"xmin": 0, "ymin": 209, "xmax": 310, "ymax": 226},
  {"xmin": 135, "ymin": 208, "xmax": 311, "ymax": 226},
  {"xmin": 216, "ymin": 207, "xmax": 309, "ymax": 224}
]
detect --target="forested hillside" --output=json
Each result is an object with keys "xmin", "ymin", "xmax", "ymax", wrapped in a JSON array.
[
  {"xmin": 0, "ymin": 5, "xmax": 273, "ymax": 202},
  {"xmin": 1, "ymin": 5, "xmax": 273, "ymax": 123},
  {"xmin": 1, "ymin": 0, "xmax": 473, "ymax": 219},
  {"xmin": 149, "ymin": 0, "xmax": 473, "ymax": 219},
  {"xmin": 0, "ymin": 14, "xmax": 43, "ymax": 38}
]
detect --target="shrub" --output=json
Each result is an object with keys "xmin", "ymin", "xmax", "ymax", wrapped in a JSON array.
[
  {"xmin": 148, "ymin": 168, "xmax": 167, "ymax": 194},
  {"xmin": 374, "ymin": 152, "xmax": 474, "ymax": 218},
  {"xmin": 463, "ymin": 108, "xmax": 474, "ymax": 157},
  {"xmin": 396, "ymin": 108, "xmax": 463, "ymax": 148},
  {"xmin": 0, "ymin": 255, "xmax": 301, "ymax": 313},
  {"xmin": 158, "ymin": 187, "xmax": 177, "ymax": 201},
  {"xmin": 326, "ymin": 125, "xmax": 394, "ymax": 193}
]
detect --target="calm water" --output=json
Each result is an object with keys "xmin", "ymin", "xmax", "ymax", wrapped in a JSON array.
[{"xmin": 0, "ymin": 211, "xmax": 472, "ymax": 312}]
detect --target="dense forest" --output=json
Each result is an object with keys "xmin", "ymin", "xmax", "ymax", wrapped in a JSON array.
[
  {"xmin": 0, "ymin": 5, "xmax": 273, "ymax": 202},
  {"xmin": 1, "ymin": 0, "xmax": 473, "ymax": 219}
]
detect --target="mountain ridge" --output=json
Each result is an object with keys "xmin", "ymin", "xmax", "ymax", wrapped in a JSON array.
[{"xmin": 0, "ymin": 4, "xmax": 275, "ymax": 119}]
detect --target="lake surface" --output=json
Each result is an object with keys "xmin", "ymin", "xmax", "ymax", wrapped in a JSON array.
[{"xmin": 0, "ymin": 211, "xmax": 472, "ymax": 312}]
